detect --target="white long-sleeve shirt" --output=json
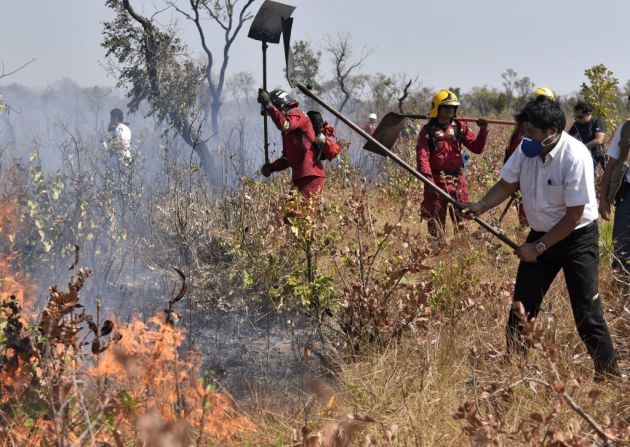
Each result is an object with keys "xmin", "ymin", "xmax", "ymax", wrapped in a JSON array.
[{"xmin": 500, "ymin": 131, "xmax": 598, "ymax": 232}]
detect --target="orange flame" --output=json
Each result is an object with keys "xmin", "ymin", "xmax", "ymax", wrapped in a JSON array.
[
  {"xmin": 90, "ymin": 315, "xmax": 254, "ymax": 443},
  {"xmin": 0, "ymin": 196, "xmax": 34, "ymax": 310}
]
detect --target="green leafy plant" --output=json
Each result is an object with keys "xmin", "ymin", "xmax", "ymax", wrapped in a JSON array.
[{"xmin": 581, "ymin": 64, "xmax": 620, "ymax": 132}]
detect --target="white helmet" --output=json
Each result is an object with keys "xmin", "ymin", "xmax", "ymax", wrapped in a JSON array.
[{"xmin": 368, "ymin": 113, "xmax": 377, "ymax": 121}]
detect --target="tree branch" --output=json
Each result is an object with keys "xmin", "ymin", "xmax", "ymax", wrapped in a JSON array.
[
  {"xmin": 327, "ymin": 33, "xmax": 372, "ymax": 114},
  {"xmin": 398, "ymin": 76, "xmax": 416, "ymax": 114},
  {"xmin": 172, "ymin": 0, "xmax": 215, "ymax": 96},
  {"xmin": 488, "ymin": 376, "xmax": 617, "ymax": 443},
  {"xmin": 120, "ymin": 0, "xmax": 160, "ymax": 98},
  {"xmin": 0, "ymin": 58, "xmax": 36, "ymax": 79}
]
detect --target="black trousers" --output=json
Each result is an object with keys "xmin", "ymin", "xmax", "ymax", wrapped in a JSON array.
[{"xmin": 507, "ymin": 222, "xmax": 619, "ymax": 375}]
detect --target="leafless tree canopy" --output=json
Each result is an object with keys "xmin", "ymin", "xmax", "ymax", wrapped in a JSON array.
[{"xmin": 325, "ymin": 33, "xmax": 373, "ymax": 121}]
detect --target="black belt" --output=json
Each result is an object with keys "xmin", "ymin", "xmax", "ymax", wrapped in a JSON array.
[{"xmin": 530, "ymin": 221, "xmax": 596, "ymax": 239}]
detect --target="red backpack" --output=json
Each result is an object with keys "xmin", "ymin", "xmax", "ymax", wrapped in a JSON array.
[{"xmin": 307, "ymin": 111, "xmax": 342, "ymax": 161}]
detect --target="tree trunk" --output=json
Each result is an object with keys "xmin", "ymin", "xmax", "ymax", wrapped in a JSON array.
[
  {"xmin": 181, "ymin": 121, "xmax": 213, "ymax": 171},
  {"xmin": 210, "ymin": 97, "xmax": 221, "ymax": 138},
  {"xmin": 335, "ymin": 94, "xmax": 350, "ymax": 127}
]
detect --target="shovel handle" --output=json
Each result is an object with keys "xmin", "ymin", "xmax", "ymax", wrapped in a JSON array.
[
  {"xmin": 471, "ymin": 215, "xmax": 519, "ymax": 250},
  {"xmin": 262, "ymin": 41, "xmax": 270, "ymax": 164},
  {"xmin": 399, "ymin": 114, "xmax": 515, "ymax": 126},
  {"xmin": 452, "ymin": 200, "xmax": 520, "ymax": 251},
  {"xmin": 460, "ymin": 117, "xmax": 516, "ymax": 126}
]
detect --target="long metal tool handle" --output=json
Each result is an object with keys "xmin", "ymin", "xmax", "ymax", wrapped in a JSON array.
[
  {"xmin": 262, "ymin": 41, "xmax": 270, "ymax": 164},
  {"xmin": 401, "ymin": 114, "xmax": 515, "ymax": 126},
  {"xmin": 292, "ymin": 80, "xmax": 520, "ymax": 251}
]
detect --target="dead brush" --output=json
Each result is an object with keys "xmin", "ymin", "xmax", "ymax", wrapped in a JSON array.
[
  {"xmin": 290, "ymin": 379, "xmax": 397, "ymax": 447},
  {"xmin": 453, "ymin": 302, "xmax": 630, "ymax": 446},
  {"xmin": 333, "ymin": 186, "xmax": 434, "ymax": 350},
  {"xmin": 0, "ymin": 258, "xmax": 253, "ymax": 446},
  {"xmin": 269, "ymin": 208, "xmax": 626, "ymax": 447},
  {"xmin": 0, "ymin": 267, "xmax": 118, "ymax": 445}
]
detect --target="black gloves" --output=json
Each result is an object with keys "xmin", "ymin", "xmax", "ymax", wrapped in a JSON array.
[
  {"xmin": 261, "ymin": 163, "xmax": 273, "ymax": 177},
  {"xmin": 257, "ymin": 89, "xmax": 271, "ymax": 107}
]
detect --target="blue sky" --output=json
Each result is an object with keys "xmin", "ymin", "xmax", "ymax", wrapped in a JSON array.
[{"xmin": 1, "ymin": 0, "xmax": 629, "ymax": 95}]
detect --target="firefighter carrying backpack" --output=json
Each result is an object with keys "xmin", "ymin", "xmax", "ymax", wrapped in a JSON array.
[
  {"xmin": 306, "ymin": 111, "xmax": 342, "ymax": 161},
  {"xmin": 425, "ymin": 118, "xmax": 463, "ymax": 152}
]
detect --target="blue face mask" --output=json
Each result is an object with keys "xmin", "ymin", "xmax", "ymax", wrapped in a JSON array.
[
  {"xmin": 520, "ymin": 133, "xmax": 559, "ymax": 158},
  {"xmin": 521, "ymin": 137, "xmax": 543, "ymax": 158}
]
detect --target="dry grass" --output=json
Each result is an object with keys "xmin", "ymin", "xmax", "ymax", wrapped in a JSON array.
[
  {"xmin": 242, "ymin": 126, "xmax": 629, "ymax": 445},
  {"xmin": 250, "ymin": 228, "xmax": 629, "ymax": 445},
  {"xmin": 0, "ymin": 122, "xmax": 627, "ymax": 446}
]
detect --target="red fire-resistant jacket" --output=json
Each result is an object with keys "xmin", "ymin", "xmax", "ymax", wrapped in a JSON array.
[
  {"xmin": 415, "ymin": 119, "xmax": 488, "ymax": 181},
  {"xmin": 268, "ymin": 105, "xmax": 325, "ymax": 181}
]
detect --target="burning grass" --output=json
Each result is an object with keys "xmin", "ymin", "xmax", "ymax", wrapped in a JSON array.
[
  {"xmin": 90, "ymin": 315, "xmax": 253, "ymax": 444},
  {"xmin": 0, "ymin": 196, "xmax": 32, "ymax": 310},
  {"xmin": 0, "ymin": 228, "xmax": 253, "ymax": 445}
]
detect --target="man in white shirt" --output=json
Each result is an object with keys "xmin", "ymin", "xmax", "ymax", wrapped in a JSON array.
[
  {"xmin": 599, "ymin": 111, "xmax": 630, "ymax": 280},
  {"xmin": 465, "ymin": 97, "xmax": 619, "ymax": 379},
  {"xmin": 105, "ymin": 108, "xmax": 132, "ymax": 166}
]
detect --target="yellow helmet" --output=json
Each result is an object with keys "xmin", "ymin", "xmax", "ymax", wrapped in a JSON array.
[
  {"xmin": 533, "ymin": 87, "xmax": 556, "ymax": 101},
  {"xmin": 429, "ymin": 89, "xmax": 461, "ymax": 118}
]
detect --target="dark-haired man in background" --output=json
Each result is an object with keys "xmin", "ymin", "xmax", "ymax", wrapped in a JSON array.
[
  {"xmin": 569, "ymin": 101, "xmax": 606, "ymax": 174},
  {"xmin": 465, "ymin": 97, "xmax": 619, "ymax": 380}
]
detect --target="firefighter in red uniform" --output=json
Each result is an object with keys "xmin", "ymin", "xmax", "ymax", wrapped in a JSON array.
[
  {"xmin": 258, "ymin": 89, "xmax": 325, "ymax": 200},
  {"xmin": 416, "ymin": 89, "xmax": 488, "ymax": 239},
  {"xmin": 503, "ymin": 87, "xmax": 556, "ymax": 226}
]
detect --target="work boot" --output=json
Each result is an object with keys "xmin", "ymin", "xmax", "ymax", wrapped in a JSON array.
[{"xmin": 593, "ymin": 369, "xmax": 622, "ymax": 384}]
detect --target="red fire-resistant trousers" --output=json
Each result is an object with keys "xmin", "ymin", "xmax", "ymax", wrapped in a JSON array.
[
  {"xmin": 294, "ymin": 176, "xmax": 325, "ymax": 201},
  {"xmin": 421, "ymin": 174, "xmax": 469, "ymax": 239}
]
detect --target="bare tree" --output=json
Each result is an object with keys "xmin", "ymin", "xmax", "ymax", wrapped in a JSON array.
[
  {"xmin": 325, "ymin": 33, "xmax": 372, "ymax": 123},
  {"xmin": 395, "ymin": 74, "xmax": 418, "ymax": 114},
  {"xmin": 168, "ymin": 0, "xmax": 255, "ymax": 135},
  {"xmin": 501, "ymin": 69, "xmax": 517, "ymax": 97},
  {"xmin": 103, "ymin": 0, "xmax": 255, "ymax": 170},
  {"xmin": 0, "ymin": 58, "xmax": 36, "ymax": 112}
]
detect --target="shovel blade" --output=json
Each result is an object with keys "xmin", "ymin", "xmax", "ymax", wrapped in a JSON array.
[
  {"xmin": 282, "ymin": 17, "xmax": 295, "ymax": 87},
  {"xmin": 363, "ymin": 112, "xmax": 407, "ymax": 156},
  {"xmin": 248, "ymin": 0, "xmax": 295, "ymax": 43}
]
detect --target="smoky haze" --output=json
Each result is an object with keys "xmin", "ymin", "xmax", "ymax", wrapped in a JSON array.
[
  {"xmin": 1, "ymin": 0, "xmax": 629, "ymax": 94},
  {"xmin": 1, "ymin": 0, "xmax": 629, "ymax": 299}
]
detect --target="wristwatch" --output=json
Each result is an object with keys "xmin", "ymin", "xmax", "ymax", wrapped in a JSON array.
[{"xmin": 535, "ymin": 241, "xmax": 547, "ymax": 254}]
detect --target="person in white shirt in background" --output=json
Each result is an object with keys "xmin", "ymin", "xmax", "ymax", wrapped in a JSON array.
[
  {"xmin": 599, "ymin": 96, "xmax": 630, "ymax": 284},
  {"xmin": 465, "ymin": 96, "xmax": 619, "ymax": 380},
  {"xmin": 104, "ymin": 108, "xmax": 132, "ymax": 167}
]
